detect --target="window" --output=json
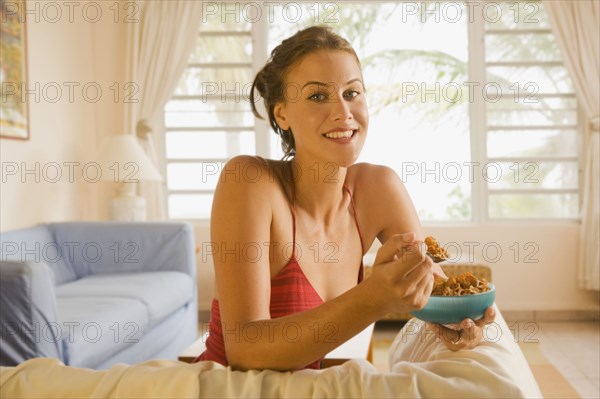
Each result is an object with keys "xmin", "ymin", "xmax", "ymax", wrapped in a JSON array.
[
  {"xmin": 164, "ymin": 1, "xmax": 578, "ymax": 222},
  {"xmin": 164, "ymin": 16, "xmax": 258, "ymax": 219},
  {"xmin": 482, "ymin": 2, "xmax": 579, "ymax": 219}
]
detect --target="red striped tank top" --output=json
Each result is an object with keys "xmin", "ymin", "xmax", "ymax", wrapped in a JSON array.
[{"xmin": 194, "ymin": 183, "xmax": 364, "ymax": 369}]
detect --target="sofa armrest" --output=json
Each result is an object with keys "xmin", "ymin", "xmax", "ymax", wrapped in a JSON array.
[
  {"xmin": 0, "ymin": 261, "xmax": 65, "ymax": 366},
  {"xmin": 50, "ymin": 222, "xmax": 196, "ymax": 279}
]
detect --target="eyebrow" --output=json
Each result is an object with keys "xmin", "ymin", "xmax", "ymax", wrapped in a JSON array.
[{"xmin": 301, "ymin": 78, "xmax": 363, "ymax": 90}]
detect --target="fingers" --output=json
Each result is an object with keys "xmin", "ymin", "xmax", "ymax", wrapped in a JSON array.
[
  {"xmin": 400, "ymin": 232, "xmax": 417, "ymax": 243},
  {"xmin": 374, "ymin": 233, "xmax": 437, "ymax": 315},
  {"xmin": 400, "ymin": 248, "xmax": 433, "ymax": 308},
  {"xmin": 427, "ymin": 307, "xmax": 496, "ymax": 352},
  {"xmin": 374, "ymin": 232, "xmax": 417, "ymax": 265},
  {"xmin": 402, "ymin": 244, "xmax": 431, "ymax": 277},
  {"xmin": 417, "ymin": 268, "xmax": 434, "ymax": 294},
  {"xmin": 431, "ymin": 318, "xmax": 484, "ymax": 352},
  {"xmin": 374, "ymin": 233, "xmax": 430, "ymax": 277},
  {"xmin": 405, "ymin": 266, "xmax": 434, "ymax": 308},
  {"xmin": 475, "ymin": 305, "xmax": 497, "ymax": 328},
  {"xmin": 407, "ymin": 258, "xmax": 433, "ymax": 285},
  {"xmin": 428, "ymin": 324, "xmax": 464, "ymax": 351},
  {"xmin": 400, "ymin": 261, "xmax": 433, "ymax": 305},
  {"xmin": 459, "ymin": 319, "xmax": 477, "ymax": 343}
]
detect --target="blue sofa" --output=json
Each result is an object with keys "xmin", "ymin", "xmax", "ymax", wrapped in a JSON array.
[{"xmin": 0, "ymin": 222, "xmax": 198, "ymax": 369}]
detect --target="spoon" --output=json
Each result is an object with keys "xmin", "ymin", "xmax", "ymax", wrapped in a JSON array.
[{"xmin": 427, "ymin": 252, "xmax": 447, "ymax": 263}]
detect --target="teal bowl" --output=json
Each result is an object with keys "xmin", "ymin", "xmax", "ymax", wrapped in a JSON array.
[{"xmin": 411, "ymin": 284, "xmax": 495, "ymax": 325}]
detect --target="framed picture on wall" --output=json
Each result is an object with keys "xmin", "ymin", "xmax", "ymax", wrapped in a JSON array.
[{"xmin": 0, "ymin": 0, "xmax": 30, "ymax": 140}]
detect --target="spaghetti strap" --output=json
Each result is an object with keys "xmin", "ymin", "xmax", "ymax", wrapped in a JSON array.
[
  {"xmin": 290, "ymin": 182, "xmax": 297, "ymax": 259},
  {"xmin": 343, "ymin": 184, "xmax": 365, "ymax": 255}
]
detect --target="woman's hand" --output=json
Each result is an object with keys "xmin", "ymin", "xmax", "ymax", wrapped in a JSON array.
[
  {"xmin": 369, "ymin": 232, "xmax": 435, "ymax": 315},
  {"xmin": 426, "ymin": 306, "xmax": 497, "ymax": 351}
]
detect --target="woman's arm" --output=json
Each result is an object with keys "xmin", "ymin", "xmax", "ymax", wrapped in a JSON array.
[
  {"xmin": 361, "ymin": 164, "xmax": 446, "ymax": 277},
  {"xmin": 363, "ymin": 164, "xmax": 496, "ymax": 350},
  {"xmin": 212, "ymin": 156, "xmax": 433, "ymax": 370}
]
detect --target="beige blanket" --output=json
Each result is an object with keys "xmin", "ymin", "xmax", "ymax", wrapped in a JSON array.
[{"xmin": 0, "ymin": 307, "xmax": 542, "ymax": 398}]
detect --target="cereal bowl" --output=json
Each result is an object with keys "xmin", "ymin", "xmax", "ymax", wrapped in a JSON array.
[{"xmin": 410, "ymin": 283, "xmax": 495, "ymax": 325}]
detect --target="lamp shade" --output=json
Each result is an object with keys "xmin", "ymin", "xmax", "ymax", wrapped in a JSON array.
[{"xmin": 96, "ymin": 135, "xmax": 163, "ymax": 182}]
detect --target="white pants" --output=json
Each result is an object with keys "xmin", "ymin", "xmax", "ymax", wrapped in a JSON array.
[{"xmin": 388, "ymin": 304, "xmax": 543, "ymax": 398}]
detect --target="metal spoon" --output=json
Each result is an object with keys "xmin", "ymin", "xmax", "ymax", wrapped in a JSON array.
[{"xmin": 427, "ymin": 252, "xmax": 447, "ymax": 263}]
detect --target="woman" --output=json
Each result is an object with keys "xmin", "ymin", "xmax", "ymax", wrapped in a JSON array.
[{"xmin": 195, "ymin": 25, "xmax": 495, "ymax": 371}]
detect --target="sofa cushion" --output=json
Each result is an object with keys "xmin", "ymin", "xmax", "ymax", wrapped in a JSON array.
[
  {"xmin": 50, "ymin": 222, "xmax": 196, "ymax": 279},
  {"xmin": 57, "ymin": 296, "xmax": 149, "ymax": 368},
  {"xmin": 0, "ymin": 225, "xmax": 77, "ymax": 285},
  {"xmin": 55, "ymin": 271, "xmax": 193, "ymax": 327}
]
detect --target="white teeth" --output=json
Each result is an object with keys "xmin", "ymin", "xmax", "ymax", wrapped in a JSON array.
[{"xmin": 324, "ymin": 130, "xmax": 354, "ymax": 139}]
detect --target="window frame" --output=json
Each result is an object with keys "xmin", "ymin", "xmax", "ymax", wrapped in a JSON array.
[
  {"xmin": 163, "ymin": 1, "xmax": 582, "ymax": 225},
  {"xmin": 162, "ymin": 17, "xmax": 271, "ymax": 222},
  {"xmin": 473, "ymin": 3, "xmax": 582, "ymax": 224}
]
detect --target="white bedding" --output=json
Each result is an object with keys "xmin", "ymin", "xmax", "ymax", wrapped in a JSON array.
[
  {"xmin": 388, "ymin": 305, "xmax": 542, "ymax": 398},
  {"xmin": 0, "ymin": 306, "xmax": 542, "ymax": 398}
]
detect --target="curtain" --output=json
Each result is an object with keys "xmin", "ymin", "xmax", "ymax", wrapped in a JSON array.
[
  {"xmin": 125, "ymin": 0, "xmax": 204, "ymax": 220},
  {"xmin": 545, "ymin": 1, "xmax": 600, "ymax": 290}
]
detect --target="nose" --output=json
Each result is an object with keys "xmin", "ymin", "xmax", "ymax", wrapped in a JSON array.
[{"xmin": 330, "ymin": 94, "xmax": 353, "ymax": 121}]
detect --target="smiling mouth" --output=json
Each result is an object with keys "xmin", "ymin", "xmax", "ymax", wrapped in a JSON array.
[{"xmin": 322, "ymin": 130, "xmax": 357, "ymax": 139}]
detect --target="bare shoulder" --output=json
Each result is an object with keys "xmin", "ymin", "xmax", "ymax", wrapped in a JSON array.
[
  {"xmin": 218, "ymin": 155, "xmax": 284, "ymax": 190},
  {"xmin": 214, "ymin": 155, "xmax": 290, "ymax": 212},
  {"xmin": 221, "ymin": 155, "xmax": 274, "ymax": 179},
  {"xmin": 346, "ymin": 163, "xmax": 417, "ymax": 242},
  {"xmin": 347, "ymin": 162, "xmax": 403, "ymax": 198}
]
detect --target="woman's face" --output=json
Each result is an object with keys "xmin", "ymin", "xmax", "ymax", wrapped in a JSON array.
[{"xmin": 274, "ymin": 50, "xmax": 368, "ymax": 168}]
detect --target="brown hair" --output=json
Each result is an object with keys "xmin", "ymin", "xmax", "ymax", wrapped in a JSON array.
[{"xmin": 250, "ymin": 25, "xmax": 361, "ymax": 159}]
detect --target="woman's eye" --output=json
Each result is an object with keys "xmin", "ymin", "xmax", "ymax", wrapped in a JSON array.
[
  {"xmin": 309, "ymin": 93, "xmax": 327, "ymax": 102},
  {"xmin": 344, "ymin": 90, "xmax": 360, "ymax": 99}
]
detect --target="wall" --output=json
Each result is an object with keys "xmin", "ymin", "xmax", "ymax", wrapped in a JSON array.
[
  {"xmin": 87, "ymin": 1, "xmax": 131, "ymax": 221},
  {"xmin": 0, "ymin": 0, "xmax": 129, "ymax": 231},
  {"xmin": 1, "ymin": 0, "xmax": 97, "ymax": 230}
]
